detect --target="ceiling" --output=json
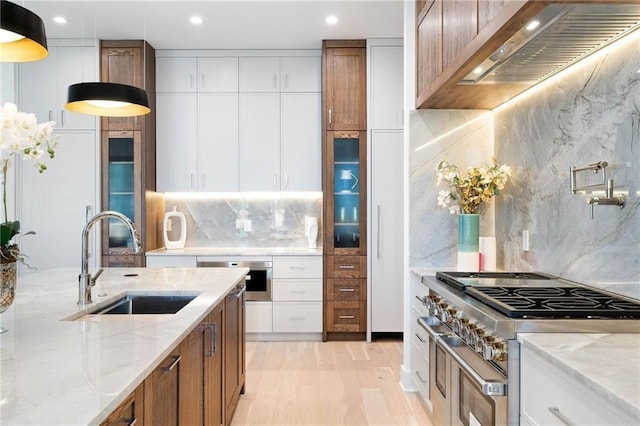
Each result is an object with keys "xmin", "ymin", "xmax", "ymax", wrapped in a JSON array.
[{"xmin": 23, "ymin": 0, "xmax": 405, "ymax": 50}]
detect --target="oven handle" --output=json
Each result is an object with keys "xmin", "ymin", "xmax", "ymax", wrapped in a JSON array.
[{"xmin": 437, "ymin": 335, "xmax": 507, "ymax": 397}]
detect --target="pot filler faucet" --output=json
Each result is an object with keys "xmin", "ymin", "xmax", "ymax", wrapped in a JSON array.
[{"xmin": 79, "ymin": 211, "xmax": 141, "ymax": 305}]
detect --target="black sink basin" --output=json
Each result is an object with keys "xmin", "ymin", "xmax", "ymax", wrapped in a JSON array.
[{"xmin": 95, "ymin": 294, "xmax": 198, "ymax": 315}]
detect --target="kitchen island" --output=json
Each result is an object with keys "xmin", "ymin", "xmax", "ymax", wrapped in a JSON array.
[{"xmin": 0, "ymin": 267, "xmax": 247, "ymax": 425}]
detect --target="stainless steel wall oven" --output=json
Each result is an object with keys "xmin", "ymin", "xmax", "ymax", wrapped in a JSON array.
[{"xmin": 197, "ymin": 260, "xmax": 272, "ymax": 301}]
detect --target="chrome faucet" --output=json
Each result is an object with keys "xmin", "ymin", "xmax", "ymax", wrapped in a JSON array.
[{"xmin": 79, "ymin": 211, "xmax": 141, "ymax": 305}]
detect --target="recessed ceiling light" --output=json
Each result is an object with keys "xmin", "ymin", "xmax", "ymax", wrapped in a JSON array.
[
  {"xmin": 473, "ymin": 67, "xmax": 483, "ymax": 75},
  {"xmin": 190, "ymin": 16, "xmax": 203, "ymax": 25},
  {"xmin": 526, "ymin": 20, "xmax": 540, "ymax": 31},
  {"xmin": 325, "ymin": 15, "xmax": 338, "ymax": 25},
  {"xmin": 53, "ymin": 16, "xmax": 67, "ymax": 24}
]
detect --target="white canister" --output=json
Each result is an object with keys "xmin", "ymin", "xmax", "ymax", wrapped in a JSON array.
[{"xmin": 163, "ymin": 206, "xmax": 187, "ymax": 249}]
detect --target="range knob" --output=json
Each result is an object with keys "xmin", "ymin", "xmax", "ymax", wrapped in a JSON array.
[
  {"xmin": 470, "ymin": 327, "xmax": 487, "ymax": 351},
  {"xmin": 438, "ymin": 304, "xmax": 457, "ymax": 324},
  {"xmin": 452, "ymin": 317, "xmax": 469, "ymax": 334},
  {"xmin": 426, "ymin": 295, "xmax": 441, "ymax": 316},
  {"xmin": 482, "ymin": 338, "xmax": 507, "ymax": 362},
  {"xmin": 462, "ymin": 322, "xmax": 478, "ymax": 343}
]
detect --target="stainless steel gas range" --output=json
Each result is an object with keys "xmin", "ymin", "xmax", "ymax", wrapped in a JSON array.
[{"xmin": 417, "ymin": 271, "xmax": 640, "ymax": 426}]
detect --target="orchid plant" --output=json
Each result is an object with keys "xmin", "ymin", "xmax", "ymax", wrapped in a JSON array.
[
  {"xmin": 0, "ymin": 102, "xmax": 58, "ymax": 263},
  {"xmin": 436, "ymin": 158, "xmax": 512, "ymax": 215}
]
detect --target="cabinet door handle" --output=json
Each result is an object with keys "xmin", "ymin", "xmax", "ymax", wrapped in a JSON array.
[
  {"xmin": 328, "ymin": 109, "xmax": 332, "ymax": 124},
  {"xmin": 414, "ymin": 332, "xmax": 426, "ymax": 343},
  {"xmin": 126, "ymin": 419, "xmax": 137, "ymax": 426},
  {"xmin": 190, "ymin": 173, "xmax": 195, "ymax": 189},
  {"xmin": 415, "ymin": 371, "xmax": 428, "ymax": 384},
  {"xmin": 548, "ymin": 407, "xmax": 575, "ymax": 426},
  {"xmin": 201, "ymin": 173, "xmax": 206, "ymax": 189},
  {"xmin": 339, "ymin": 288, "xmax": 355, "ymax": 292},
  {"xmin": 60, "ymin": 110, "xmax": 65, "ymax": 127},
  {"xmin": 189, "ymin": 73, "xmax": 194, "ymax": 89},
  {"xmin": 201, "ymin": 73, "xmax": 205, "ymax": 89},
  {"xmin": 284, "ymin": 73, "xmax": 289, "ymax": 89},
  {"xmin": 376, "ymin": 204, "xmax": 381, "ymax": 259},
  {"xmin": 204, "ymin": 323, "xmax": 217, "ymax": 357},
  {"xmin": 272, "ymin": 74, "xmax": 277, "ymax": 88},
  {"xmin": 162, "ymin": 355, "xmax": 181, "ymax": 372},
  {"xmin": 339, "ymin": 315, "xmax": 355, "ymax": 319},
  {"xmin": 273, "ymin": 174, "xmax": 277, "ymax": 188},
  {"xmin": 338, "ymin": 265, "xmax": 355, "ymax": 269},
  {"xmin": 284, "ymin": 173, "xmax": 289, "ymax": 188},
  {"xmin": 49, "ymin": 110, "xmax": 53, "ymax": 121}
]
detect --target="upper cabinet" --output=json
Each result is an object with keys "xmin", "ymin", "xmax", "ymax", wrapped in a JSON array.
[
  {"xmin": 369, "ymin": 44, "xmax": 404, "ymax": 130},
  {"xmin": 323, "ymin": 41, "xmax": 367, "ymax": 131},
  {"xmin": 156, "ymin": 57, "xmax": 239, "ymax": 93},
  {"xmin": 19, "ymin": 41, "xmax": 97, "ymax": 131},
  {"xmin": 156, "ymin": 51, "xmax": 321, "ymax": 193},
  {"xmin": 415, "ymin": 0, "xmax": 548, "ymax": 109}
]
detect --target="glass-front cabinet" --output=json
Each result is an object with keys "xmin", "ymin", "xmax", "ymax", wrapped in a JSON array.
[
  {"xmin": 102, "ymin": 130, "xmax": 144, "ymax": 266},
  {"xmin": 331, "ymin": 133, "xmax": 364, "ymax": 251}
]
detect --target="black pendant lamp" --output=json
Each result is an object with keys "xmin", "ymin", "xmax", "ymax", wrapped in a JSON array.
[
  {"xmin": 0, "ymin": 0, "xmax": 48, "ymax": 62},
  {"xmin": 65, "ymin": 82, "xmax": 150, "ymax": 117}
]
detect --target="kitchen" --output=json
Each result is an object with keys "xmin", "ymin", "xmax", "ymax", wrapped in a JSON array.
[{"xmin": 0, "ymin": 1, "xmax": 638, "ymax": 425}]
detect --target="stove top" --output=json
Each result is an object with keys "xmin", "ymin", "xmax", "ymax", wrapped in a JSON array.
[
  {"xmin": 466, "ymin": 286, "xmax": 640, "ymax": 319},
  {"xmin": 434, "ymin": 271, "xmax": 640, "ymax": 319}
]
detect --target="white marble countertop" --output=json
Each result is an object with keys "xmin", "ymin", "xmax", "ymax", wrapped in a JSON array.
[
  {"xmin": 518, "ymin": 333, "xmax": 640, "ymax": 421},
  {"xmin": 146, "ymin": 246, "xmax": 323, "ymax": 257},
  {"xmin": 0, "ymin": 267, "xmax": 247, "ymax": 425}
]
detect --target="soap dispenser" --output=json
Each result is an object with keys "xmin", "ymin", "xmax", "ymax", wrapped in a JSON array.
[{"xmin": 163, "ymin": 206, "xmax": 187, "ymax": 249}]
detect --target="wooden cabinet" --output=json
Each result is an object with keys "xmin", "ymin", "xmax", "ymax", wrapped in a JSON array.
[
  {"xmin": 322, "ymin": 40, "xmax": 367, "ymax": 341},
  {"xmin": 323, "ymin": 40, "xmax": 366, "ymax": 131},
  {"xmin": 204, "ymin": 303, "xmax": 224, "ymax": 426},
  {"xmin": 100, "ymin": 385, "xmax": 144, "ymax": 426},
  {"xmin": 179, "ymin": 325, "xmax": 206, "ymax": 425},
  {"xmin": 144, "ymin": 349, "xmax": 181, "ymax": 426},
  {"xmin": 225, "ymin": 284, "xmax": 246, "ymax": 425},
  {"xmin": 100, "ymin": 40, "xmax": 162, "ymax": 267},
  {"xmin": 415, "ymin": 0, "xmax": 546, "ymax": 109},
  {"xmin": 18, "ymin": 42, "xmax": 97, "ymax": 131}
]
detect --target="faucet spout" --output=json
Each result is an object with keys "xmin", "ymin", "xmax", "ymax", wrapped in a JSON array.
[{"xmin": 79, "ymin": 211, "xmax": 141, "ymax": 305}]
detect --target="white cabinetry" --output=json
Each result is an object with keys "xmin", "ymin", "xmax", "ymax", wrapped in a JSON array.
[
  {"xmin": 156, "ymin": 51, "xmax": 321, "ymax": 193},
  {"xmin": 368, "ymin": 39, "xmax": 404, "ymax": 334},
  {"xmin": 19, "ymin": 42, "xmax": 97, "ymax": 131},
  {"xmin": 520, "ymin": 345, "xmax": 637, "ymax": 426},
  {"xmin": 272, "ymin": 256, "xmax": 323, "ymax": 333},
  {"xmin": 410, "ymin": 273, "xmax": 431, "ymax": 407}
]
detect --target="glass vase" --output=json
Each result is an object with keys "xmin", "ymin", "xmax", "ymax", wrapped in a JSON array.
[
  {"xmin": 457, "ymin": 214, "xmax": 480, "ymax": 272},
  {"xmin": 0, "ymin": 262, "xmax": 17, "ymax": 333}
]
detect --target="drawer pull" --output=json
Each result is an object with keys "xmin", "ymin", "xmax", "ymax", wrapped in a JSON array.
[
  {"xmin": 162, "ymin": 355, "xmax": 181, "ymax": 372},
  {"xmin": 415, "ymin": 371, "xmax": 428, "ymax": 384},
  {"xmin": 290, "ymin": 316, "xmax": 306, "ymax": 320},
  {"xmin": 289, "ymin": 266, "xmax": 306, "ymax": 270},
  {"xmin": 338, "ymin": 265, "xmax": 355, "ymax": 269},
  {"xmin": 290, "ymin": 289, "xmax": 306, "ymax": 293},
  {"xmin": 548, "ymin": 407, "xmax": 575, "ymax": 426},
  {"xmin": 339, "ymin": 288, "xmax": 355, "ymax": 292},
  {"xmin": 339, "ymin": 315, "xmax": 355, "ymax": 319},
  {"xmin": 127, "ymin": 419, "xmax": 138, "ymax": 426},
  {"xmin": 414, "ymin": 332, "xmax": 426, "ymax": 343}
]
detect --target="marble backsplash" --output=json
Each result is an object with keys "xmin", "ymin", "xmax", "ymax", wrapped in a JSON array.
[
  {"xmin": 163, "ymin": 194, "xmax": 322, "ymax": 248},
  {"xmin": 409, "ymin": 29, "xmax": 639, "ymax": 298}
]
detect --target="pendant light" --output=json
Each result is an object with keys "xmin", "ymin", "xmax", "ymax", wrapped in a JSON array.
[
  {"xmin": 0, "ymin": 0, "xmax": 48, "ymax": 62},
  {"xmin": 65, "ymin": 82, "xmax": 150, "ymax": 117},
  {"xmin": 64, "ymin": 2, "xmax": 150, "ymax": 117}
]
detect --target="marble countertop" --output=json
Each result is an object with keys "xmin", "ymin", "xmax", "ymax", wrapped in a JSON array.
[
  {"xmin": 0, "ymin": 267, "xmax": 248, "ymax": 425},
  {"xmin": 146, "ymin": 246, "xmax": 323, "ymax": 257},
  {"xmin": 518, "ymin": 333, "xmax": 640, "ymax": 421}
]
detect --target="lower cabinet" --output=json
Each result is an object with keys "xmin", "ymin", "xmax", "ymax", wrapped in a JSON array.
[
  {"xmin": 144, "ymin": 349, "xmax": 181, "ymax": 425},
  {"xmin": 106, "ymin": 283, "xmax": 246, "ymax": 426},
  {"xmin": 225, "ymin": 284, "xmax": 246, "ymax": 425}
]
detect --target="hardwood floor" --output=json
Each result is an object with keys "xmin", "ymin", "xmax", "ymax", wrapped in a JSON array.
[{"xmin": 231, "ymin": 340, "xmax": 432, "ymax": 426}]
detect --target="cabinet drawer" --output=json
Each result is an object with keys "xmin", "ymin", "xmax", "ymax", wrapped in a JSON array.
[
  {"xmin": 326, "ymin": 301, "xmax": 366, "ymax": 332},
  {"xmin": 272, "ymin": 302, "xmax": 322, "ymax": 332},
  {"xmin": 412, "ymin": 276, "xmax": 429, "ymax": 316},
  {"xmin": 410, "ymin": 340, "xmax": 430, "ymax": 404},
  {"xmin": 273, "ymin": 256, "xmax": 322, "ymax": 279},
  {"xmin": 411, "ymin": 307, "xmax": 429, "ymax": 356},
  {"xmin": 326, "ymin": 255, "xmax": 366, "ymax": 278},
  {"xmin": 327, "ymin": 278, "xmax": 365, "ymax": 301},
  {"xmin": 246, "ymin": 301, "xmax": 272, "ymax": 333},
  {"xmin": 272, "ymin": 279, "xmax": 322, "ymax": 301},
  {"xmin": 521, "ymin": 346, "xmax": 637, "ymax": 426}
]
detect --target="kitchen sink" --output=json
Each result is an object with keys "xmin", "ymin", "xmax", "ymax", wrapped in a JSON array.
[{"xmin": 96, "ymin": 294, "xmax": 198, "ymax": 315}]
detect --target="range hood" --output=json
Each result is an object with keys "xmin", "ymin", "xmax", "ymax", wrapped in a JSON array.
[{"xmin": 461, "ymin": 3, "xmax": 640, "ymax": 85}]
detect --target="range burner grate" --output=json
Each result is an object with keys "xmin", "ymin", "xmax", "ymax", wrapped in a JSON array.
[{"xmin": 467, "ymin": 286, "xmax": 640, "ymax": 319}]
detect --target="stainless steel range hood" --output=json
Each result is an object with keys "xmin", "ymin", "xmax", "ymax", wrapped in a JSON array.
[{"xmin": 461, "ymin": 3, "xmax": 640, "ymax": 85}]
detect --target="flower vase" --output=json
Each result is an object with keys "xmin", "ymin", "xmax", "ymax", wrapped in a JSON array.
[
  {"xmin": 0, "ymin": 261, "xmax": 16, "ymax": 333},
  {"xmin": 457, "ymin": 214, "xmax": 480, "ymax": 272}
]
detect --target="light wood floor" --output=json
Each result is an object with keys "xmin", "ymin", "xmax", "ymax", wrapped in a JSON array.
[{"xmin": 231, "ymin": 340, "xmax": 433, "ymax": 426}]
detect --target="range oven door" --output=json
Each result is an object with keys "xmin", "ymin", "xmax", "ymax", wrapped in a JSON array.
[{"xmin": 197, "ymin": 260, "xmax": 272, "ymax": 301}]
